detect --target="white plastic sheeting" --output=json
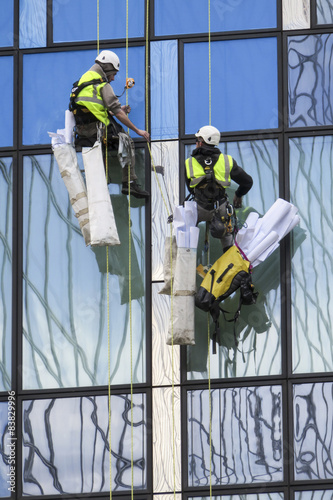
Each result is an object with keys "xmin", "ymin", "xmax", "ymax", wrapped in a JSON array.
[
  {"xmin": 49, "ymin": 111, "xmax": 120, "ymax": 247},
  {"xmin": 173, "ymin": 247, "xmax": 197, "ymax": 296},
  {"xmin": 53, "ymin": 143, "xmax": 91, "ymax": 246},
  {"xmin": 82, "ymin": 141, "xmax": 120, "ymax": 246},
  {"xmin": 161, "ymin": 201, "xmax": 199, "ymax": 345},
  {"xmin": 172, "ymin": 201, "xmax": 199, "ymax": 248},
  {"xmin": 166, "ymin": 295, "xmax": 195, "ymax": 346},
  {"xmin": 235, "ymin": 198, "xmax": 300, "ymax": 267},
  {"xmin": 159, "ymin": 235, "xmax": 177, "ymax": 295}
]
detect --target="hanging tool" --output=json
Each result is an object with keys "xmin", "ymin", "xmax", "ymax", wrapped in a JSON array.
[{"xmin": 116, "ymin": 77, "xmax": 135, "ymax": 97}]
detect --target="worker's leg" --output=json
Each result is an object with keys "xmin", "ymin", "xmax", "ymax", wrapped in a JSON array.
[{"xmin": 120, "ymin": 137, "xmax": 137, "ymax": 182}]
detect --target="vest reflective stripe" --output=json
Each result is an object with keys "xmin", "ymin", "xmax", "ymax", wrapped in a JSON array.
[
  {"xmin": 75, "ymin": 71, "xmax": 110, "ymax": 125},
  {"xmin": 186, "ymin": 154, "xmax": 233, "ymax": 188}
]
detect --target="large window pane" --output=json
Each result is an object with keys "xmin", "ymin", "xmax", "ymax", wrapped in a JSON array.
[
  {"xmin": 53, "ymin": 0, "xmax": 145, "ymax": 42},
  {"xmin": 188, "ymin": 385, "xmax": 283, "ymax": 486},
  {"xmin": 155, "ymin": 0, "xmax": 277, "ymax": 36},
  {"xmin": 288, "ymin": 34, "xmax": 333, "ymax": 127},
  {"xmin": 22, "ymin": 153, "xmax": 146, "ymax": 389},
  {"xmin": 150, "ymin": 40, "xmax": 178, "ymax": 140},
  {"xmin": 0, "ymin": 57, "xmax": 13, "ymax": 148},
  {"xmin": 0, "ymin": 158, "xmax": 12, "ymax": 392},
  {"xmin": 23, "ymin": 47, "xmax": 146, "ymax": 145},
  {"xmin": 316, "ymin": 0, "xmax": 333, "ymax": 24},
  {"xmin": 293, "ymin": 383, "xmax": 333, "ymax": 481},
  {"xmin": 22, "ymin": 394, "xmax": 147, "ymax": 495},
  {"xmin": 19, "ymin": 0, "xmax": 46, "ymax": 48},
  {"xmin": 184, "ymin": 38, "xmax": 278, "ymax": 134},
  {"xmin": 290, "ymin": 136, "xmax": 333, "ymax": 374},
  {"xmin": 186, "ymin": 139, "xmax": 283, "ymax": 379},
  {"xmin": 0, "ymin": 0, "xmax": 13, "ymax": 47}
]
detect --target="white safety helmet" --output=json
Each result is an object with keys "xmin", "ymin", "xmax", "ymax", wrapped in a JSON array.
[
  {"xmin": 195, "ymin": 125, "xmax": 220, "ymax": 146},
  {"xmin": 95, "ymin": 50, "xmax": 120, "ymax": 72}
]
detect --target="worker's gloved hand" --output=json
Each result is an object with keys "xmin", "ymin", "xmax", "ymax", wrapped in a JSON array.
[{"xmin": 233, "ymin": 195, "xmax": 242, "ymax": 208}]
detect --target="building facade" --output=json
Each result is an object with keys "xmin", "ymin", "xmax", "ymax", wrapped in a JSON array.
[{"xmin": 1, "ymin": 0, "xmax": 333, "ymax": 498}]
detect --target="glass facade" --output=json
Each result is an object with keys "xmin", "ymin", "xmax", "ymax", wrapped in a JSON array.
[{"xmin": 1, "ymin": 1, "xmax": 333, "ymax": 499}]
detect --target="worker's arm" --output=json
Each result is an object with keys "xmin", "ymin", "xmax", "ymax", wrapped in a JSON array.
[
  {"xmin": 114, "ymin": 109, "xmax": 150, "ymax": 141},
  {"xmin": 230, "ymin": 159, "xmax": 253, "ymax": 208}
]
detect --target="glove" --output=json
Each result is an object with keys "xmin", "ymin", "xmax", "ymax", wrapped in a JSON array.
[{"xmin": 233, "ymin": 195, "xmax": 242, "ymax": 208}]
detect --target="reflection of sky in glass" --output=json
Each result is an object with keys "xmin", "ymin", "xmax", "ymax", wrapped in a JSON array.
[
  {"xmin": 290, "ymin": 136, "xmax": 333, "ymax": 373},
  {"xmin": 22, "ymin": 154, "xmax": 146, "ymax": 389},
  {"xmin": 0, "ymin": 57, "xmax": 13, "ymax": 148},
  {"xmin": 0, "ymin": 0, "xmax": 13, "ymax": 47},
  {"xmin": 150, "ymin": 40, "xmax": 178, "ymax": 140},
  {"xmin": 0, "ymin": 158, "xmax": 12, "ymax": 391},
  {"xmin": 293, "ymin": 383, "xmax": 333, "ymax": 481},
  {"xmin": 23, "ymin": 47, "xmax": 146, "ymax": 145},
  {"xmin": 186, "ymin": 139, "xmax": 282, "ymax": 379},
  {"xmin": 184, "ymin": 38, "xmax": 278, "ymax": 134},
  {"xmin": 0, "ymin": 402, "xmax": 10, "ymax": 496},
  {"xmin": 155, "ymin": 0, "xmax": 276, "ymax": 35},
  {"xmin": 188, "ymin": 385, "xmax": 283, "ymax": 486},
  {"xmin": 53, "ymin": 0, "xmax": 145, "ymax": 42},
  {"xmin": 22, "ymin": 394, "xmax": 147, "ymax": 495}
]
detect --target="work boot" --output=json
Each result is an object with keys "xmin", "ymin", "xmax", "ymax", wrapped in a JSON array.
[{"xmin": 122, "ymin": 180, "xmax": 150, "ymax": 199}]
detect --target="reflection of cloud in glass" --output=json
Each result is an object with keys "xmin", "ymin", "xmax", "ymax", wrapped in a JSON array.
[
  {"xmin": 186, "ymin": 139, "xmax": 282, "ymax": 379},
  {"xmin": 293, "ymin": 382, "xmax": 333, "ymax": 480},
  {"xmin": 188, "ymin": 385, "xmax": 283, "ymax": 486},
  {"xmin": 22, "ymin": 394, "xmax": 147, "ymax": 495},
  {"xmin": 290, "ymin": 136, "xmax": 333, "ymax": 373},
  {"xmin": 22, "ymin": 153, "xmax": 146, "ymax": 389},
  {"xmin": 0, "ymin": 158, "xmax": 12, "ymax": 391},
  {"xmin": 316, "ymin": 0, "xmax": 333, "ymax": 24},
  {"xmin": 288, "ymin": 34, "xmax": 333, "ymax": 127}
]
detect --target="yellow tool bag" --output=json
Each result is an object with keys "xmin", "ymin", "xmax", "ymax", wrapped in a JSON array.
[{"xmin": 195, "ymin": 245, "xmax": 258, "ymax": 352}]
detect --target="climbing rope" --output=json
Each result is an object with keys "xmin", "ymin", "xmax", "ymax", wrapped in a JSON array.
[
  {"xmin": 96, "ymin": 0, "xmax": 112, "ymax": 497},
  {"xmin": 105, "ymin": 127, "xmax": 113, "ymax": 500},
  {"xmin": 124, "ymin": 1, "xmax": 135, "ymax": 499},
  {"xmin": 97, "ymin": 0, "xmax": 100, "ymax": 55},
  {"xmin": 208, "ymin": 0, "xmax": 211, "ymax": 126},
  {"xmin": 208, "ymin": 1, "xmax": 213, "ymax": 497}
]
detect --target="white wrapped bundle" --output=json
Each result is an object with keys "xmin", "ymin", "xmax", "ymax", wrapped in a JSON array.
[
  {"xmin": 236, "ymin": 198, "xmax": 300, "ymax": 267},
  {"xmin": 53, "ymin": 143, "xmax": 91, "ymax": 246},
  {"xmin": 82, "ymin": 141, "xmax": 120, "ymax": 246}
]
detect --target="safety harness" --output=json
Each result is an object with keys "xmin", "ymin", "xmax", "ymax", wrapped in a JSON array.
[
  {"xmin": 69, "ymin": 76, "xmax": 122, "ymax": 148},
  {"xmin": 69, "ymin": 77, "xmax": 107, "ymax": 116},
  {"xmin": 185, "ymin": 155, "xmax": 235, "ymax": 240}
]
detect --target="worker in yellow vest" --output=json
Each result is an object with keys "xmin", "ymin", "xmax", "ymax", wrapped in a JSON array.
[
  {"xmin": 70, "ymin": 50, "xmax": 149, "ymax": 199},
  {"xmin": 185, "ymin": 125, "xmax": 253, "ymax": 251}
]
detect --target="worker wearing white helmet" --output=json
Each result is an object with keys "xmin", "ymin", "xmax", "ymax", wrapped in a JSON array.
[
  {"xmin": 185, "ymin": 125, "xmax": 253, "ymax": 251},
  {"xmin": 70, "ymin": 50, "xmax": 149, "ymax": 199}
]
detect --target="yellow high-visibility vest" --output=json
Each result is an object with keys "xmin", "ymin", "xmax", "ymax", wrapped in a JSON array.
[
  {"xmin": 185, "ymin": 154, "xmax": 234, "ymax": 189},
  {"xmin": 75, "ymin": 70, "xmax": 110, "ymax": 125}
]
